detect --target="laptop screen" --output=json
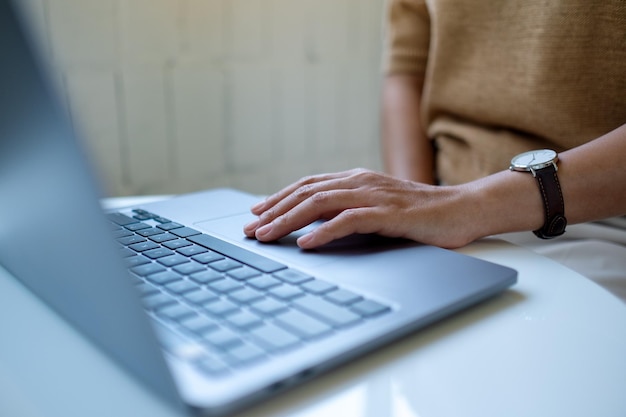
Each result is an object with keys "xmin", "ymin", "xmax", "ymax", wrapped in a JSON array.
[{"xmin": 0, "ymin": 1, "xmax": 184, "ymax": 410}]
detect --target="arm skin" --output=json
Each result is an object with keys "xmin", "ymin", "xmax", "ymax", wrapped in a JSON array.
[
  {"xmin": 243, "ymin": 123, "xmax": 626, "ymax": 250},
  {"xmin": 381, "ymin": 74, "xmax": 435, "ymax": 184}
]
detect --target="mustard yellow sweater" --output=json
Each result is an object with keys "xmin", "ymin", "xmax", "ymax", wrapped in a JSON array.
[{"xmin": 384, "ymin": 0, "xmax": 626, "ymax": 185}]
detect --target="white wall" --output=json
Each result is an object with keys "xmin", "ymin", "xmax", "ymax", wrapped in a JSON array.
[{"xmin": 18, "ymin": 0, "xmax": 385, "ymax": 196}]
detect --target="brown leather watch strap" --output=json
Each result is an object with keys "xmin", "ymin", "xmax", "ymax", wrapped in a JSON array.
[{"xmin": 532, "ymin": 164, "xmax": 567, "ymax": 239}]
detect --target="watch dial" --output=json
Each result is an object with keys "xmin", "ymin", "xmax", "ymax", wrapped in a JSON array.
[{"xmin": 512, "ymin": 149, "xmax": 557, "ymax": 167}]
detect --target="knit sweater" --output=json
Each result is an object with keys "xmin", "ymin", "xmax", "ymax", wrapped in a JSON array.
[{"xmin": 383, "ymin": 0, "xmax": 626, "ymax": 185}]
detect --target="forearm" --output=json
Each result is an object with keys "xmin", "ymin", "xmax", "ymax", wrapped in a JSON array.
[
  {"xmin": 381, "ymin": 74, "xmax": 435, "ymax": 184},
  {"xmin": 558, "ymin": 124, "xmax": 626, "ymax": 223},
  {"xmin": 465, "ymin": 123, "xmax": 626, "ymax": 241}
]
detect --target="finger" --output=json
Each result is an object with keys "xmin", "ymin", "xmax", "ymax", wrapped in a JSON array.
[
  {"xmin": 253, "ymin": 188, "xmax": 369, "ymax": 242},
  {"xmin": 296, "ymin": 207, "xmax": 385, "ymax": 249},
  {"xmin": 250, "ymin": 169, "xmax": 360, "ymax": 215},
  {"xmin": 243, "ymin": 219, "xmax": 260, "ymax": 238},
  {"xmin": 245, "ymin": 184, "xmax": 331, "ymax": 238},
  {"xmin": 247, "ymin": 171, "xmax": 365, "ymax": 236}
]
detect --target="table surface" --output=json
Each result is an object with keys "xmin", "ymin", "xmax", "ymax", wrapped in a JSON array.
[{"xmin": 2, "ymin": 197, "xmax": 625, "ymax": 417}]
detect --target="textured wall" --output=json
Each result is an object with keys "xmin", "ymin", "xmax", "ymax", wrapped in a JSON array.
[{"xmin": 18, "ymin": 0, "xmax": 385, "ymax": 196}]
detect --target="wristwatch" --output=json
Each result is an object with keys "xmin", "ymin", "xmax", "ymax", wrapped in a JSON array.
[{"xmin": 509, "ymin": 149, "xmax": 567, "ymax": 239}]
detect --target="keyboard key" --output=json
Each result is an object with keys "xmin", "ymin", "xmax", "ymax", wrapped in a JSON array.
[
  {"xmin": 273, "ymin": 269, "xmax": 313, "ymax": 285},
  {"xmin": 293, "ymin": 295, "xmax": 361, "ymax": 328},
  {"xmin": 129, "ymin": 241, "xmax": 160, "ymax": 252},
  {"xmin": 146, "ymin": 270, "xmax": 182, "ymax": 285},
  {"xmin": 107, "ymin": 212, "xmax": 137, "ymax": 226},
  {"xmin": 143, "ymin": 247, "xmax": 175, "ymax": 259},
  {"xmin": 117, "ymin": 235, "xmax": 146, "ymax": 246},
  {"xmin": 204, "ymin": 299, "xmax": 239, "ymax": 316},
  {"xmin": 225, "ymin": 310, "xmax": 263, "ymax": 330},
  {"xmin": 180, "ymin": 314, "xmax": 218, "ymax": 335},
  {"xmin": 250, "ymin": 298, "xmax": 288, "ymax": 316},
  {"xmin": 275, "ymin": 309, "xmax": 332, "ymax": 339},
  {"xmin": 163, "ymin": 239, "xmax": 193, "ymax": 250},
  {"xmin": 125, "ymin": 255, "xmax": 151, "ymax": 268},
  {"xmin": 131, "ymin": 263, "xmax": 166, "ymax": 277},
  {"xmin": 135, "ymin": 282, "xmax": 160, "ymax": 297},
  {"xmin": 249, "ymin": 323, "xmax": 300, "ymax": 351},
  {"xmin": 119, "ymin": 247, "xmax": 137, "ymax": 258},
  {"xmin": 109, "ymin": 223, "xmax": 122, "ymax": 231},
  {"xmin": 112, "ymin": 229, "xmax": 133, "ymax": 238},
  {"xmin": 189, "ymin": 269, "xmax": 223, "ymax": 284},
  {"xmin": 209, "ymin": 259, "xmax": 243, "ymax": 272},
  {"xmin": 350, "ymin": 299, "xmax": 391, "ymax": 317},
  {"xmin": 165, "ymin": 279, "xmax": 200, "ymax": 294},
  {"xmin": 324, "ymin": 289, "xmax": 363, "ymax": 305},
  {"xmin": 203, "ymin": 327, "xmax": 242, "ymax": 350},
  {"xmin": 158, "ymin": 254, "xmax": 190, "ymax": 267},
  {"xmin": 208, "ymin": 278, "xmax": 244, "ymax": 294},
  {"xmin": 192, "ymin": 251, "xmax": 224, "ymax": 264},
  {"xmin": 137, "ymin": 227, "xmax": 164, "ymax": 237},
  {"xmin": 142, "ymin": 292, "xmax": 177, "ymax": 310},
  {"xmin": 301, "ymin": 279, "xmax": 337, "ymax": 295},
  {"xmin": 268, "ymin": 284, "xmax": 305, "ymax": 300},
  {"xmin": 247, "ymin": 275, "xmax": 282, "ymax": 290},
  {"xmin": 125, "ymin": 222, "xmax": 151, "ymax": 232},
  {"xmin": 228, "ymin": 287, "xmax": 265, "ymax": 304},
  {"xmin": 133, "ymin": 214, "xmax": 153, "ymax": 221},
  {"xmin": 150, "ymin": 232, "xmax": 178, "ymax": 243},
  {"xmin": 156, "ymin": 303, "xmax": 197, "ymax": 321},
  {"xmin": 188, "ymin": 234, "xmax": 287, "ymax": 273},
  {"xmin": 183, "ymin": 289, "xmax": 219, "ymax": 305},
  {"xmin": 227, "ymin": 267, "xmax": 261, "ymax": 281},
  {"xmin": 177, "ymin": 245, "xmax": 208, "ymax": 257},
  {"xmin": 157, "ymin": 222, "xmax": 183, "ymax": 230},
  {"xmin": 132, "ymin": 208, "xmax": 154, "ymax": 217},
  {"xmin": 173, "ymin": 262, "xmax": 206, "ymax": 275},
  {"xmin": 171, "ymin": 227, "xmax": 201, "ymax": 238}
]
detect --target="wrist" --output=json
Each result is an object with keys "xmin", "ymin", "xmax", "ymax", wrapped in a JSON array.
[{"xmin": 464, "ymin": 170, "xmax": 545, "ymax": 240}]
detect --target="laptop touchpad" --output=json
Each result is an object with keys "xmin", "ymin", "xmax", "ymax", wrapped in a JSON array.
[{"xmin": 194, "ymin": 214, "xmax": 413, "ymax": 269}]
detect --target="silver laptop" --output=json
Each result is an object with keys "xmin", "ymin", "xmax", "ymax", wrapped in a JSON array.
[{"xmin": 0, "ymin": 2, "xmax": 517, "ymax": 415}]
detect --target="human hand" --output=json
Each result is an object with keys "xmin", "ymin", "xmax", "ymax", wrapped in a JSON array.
[{"xmin": 243, "ymin": 168, "xmax": 479, "ymax": 249}]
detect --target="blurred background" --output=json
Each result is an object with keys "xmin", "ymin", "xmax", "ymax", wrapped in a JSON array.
[{"xmin": 17, "ymin": 0, "xmax": 385, "ymax": 197}]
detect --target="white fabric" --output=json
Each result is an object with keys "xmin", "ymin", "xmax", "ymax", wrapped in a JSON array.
[{"xmin": 499, "ymin": 222, "xmax": 626, "ymax": 303}]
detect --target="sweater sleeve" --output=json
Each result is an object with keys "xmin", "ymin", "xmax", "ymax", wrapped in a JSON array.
[{"xmin": 382, "ymin": 0, "xmax": 431, "ymax": 78}]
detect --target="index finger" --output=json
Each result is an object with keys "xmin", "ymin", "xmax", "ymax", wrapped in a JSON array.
[{"xmin": 250, "ymin": 169, "xmax": 358, "ymax": 215}]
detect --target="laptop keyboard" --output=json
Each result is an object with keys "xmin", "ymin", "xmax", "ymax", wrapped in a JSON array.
[{"xmin": 108, "ymin": 209, "xmax": 391, "ymax": 376}]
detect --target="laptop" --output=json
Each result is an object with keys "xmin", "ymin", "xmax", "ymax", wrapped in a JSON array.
[{"xmin": 0, "ymin": 1, "xmax": 517, "ymax": 415}]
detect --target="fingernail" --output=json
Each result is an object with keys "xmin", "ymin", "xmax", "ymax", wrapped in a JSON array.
[
  {"xmin": 244, "ymin": 219, "xmax": 259, "ymax": 233},
  {"xmin": 255, "ymin": 223, "xmax": 272, "ymax": 239},
  {"xmin": 297, "ymin": 233, "xmax": 314, "ymax": 248},
  {"xmin": 251, "ymin": 200, "xmax": 265, "ymax": 213}
]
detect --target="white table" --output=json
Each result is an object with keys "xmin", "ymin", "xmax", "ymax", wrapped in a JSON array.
[{"xmin": 1, "ymin": 198, "xmax": 625, "ymax": 417}]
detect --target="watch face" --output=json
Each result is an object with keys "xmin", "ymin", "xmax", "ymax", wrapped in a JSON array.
[{"xmin": 510, "ymin": 149, "xmax": 557, "ymax": 170}]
